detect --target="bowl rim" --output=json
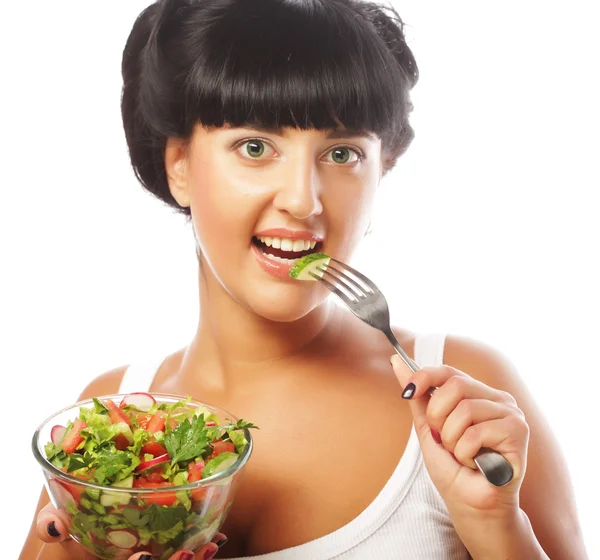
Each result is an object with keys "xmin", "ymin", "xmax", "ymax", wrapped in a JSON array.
[{"xmin": 32, "ymin": 392, "xmax": 253, "ymax": 493}]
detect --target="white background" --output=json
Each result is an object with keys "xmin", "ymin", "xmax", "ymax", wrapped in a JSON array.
[{"xmin": 2, "ymin": 1, "xmax": 598, "ymax": 558}]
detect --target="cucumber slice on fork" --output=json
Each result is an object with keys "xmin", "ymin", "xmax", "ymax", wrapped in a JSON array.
[{"xmin": 289, "ymin": 252, "xmax": 331, "ymax": 280}]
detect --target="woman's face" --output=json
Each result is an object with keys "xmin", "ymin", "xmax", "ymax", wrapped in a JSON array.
[{"xmin": 166, "ymin": 124, "xmax": 382, "ymax": 322}]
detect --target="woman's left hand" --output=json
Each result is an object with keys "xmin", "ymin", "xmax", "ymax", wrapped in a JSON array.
[{"xmin": 391, "ymin": 355, "xmax": 530, "ymax": 515}]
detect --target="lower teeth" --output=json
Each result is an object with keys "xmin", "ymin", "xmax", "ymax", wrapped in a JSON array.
[{"xmin": 259, "ymin": 248, "xmax": 301, "ymax": 264}]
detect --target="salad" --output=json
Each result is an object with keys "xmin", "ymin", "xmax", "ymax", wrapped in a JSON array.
[{"xmin": 42, "ymin": 393, "xmax": 256, "ymax": 559}]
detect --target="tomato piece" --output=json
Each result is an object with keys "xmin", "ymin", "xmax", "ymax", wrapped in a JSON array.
[
  {"xmin": 61, "ymin": 418, "xmax": 88, "ymax": 454},
  {"xmin": 187, "ymin": 460, "xmax": 205, "ymax": 483},
  {"xmin": 146, "ymin": 471, "xmax": 165, "ymax": 483},
  {"xmin": 187, "ymin": 461, "xmax": 207, "ymax": 502},
  {"xmin": 59, "ymin": 468, "xmax": 91, "ymax": 501},
  {"xmin": 136, "ymin": 413, "xmax": 153, "ymax": 430},
  {"xmin": 209, "ymin": 440, "xmax": 235, "ymax": 459},
  {"xmin": 147, "ymin": 413, "xmax": 166, "ymax": 433},
  {"xmin": 140, "ymin": 442, "xmax": 168, "ymax": 457},
  {"xmin": 138, "ymin": 481, "xmax": 177, "ymax": 506},
  {"xmin": 114, "ymin": 433, "xmax": 131, "ymax": 450},
  {"xmin": 191, "ymin": 485, "xmax": 208, "ymax": 504},
  {"xmin": 104, "ymin": 399, "xmax": 131, "ymax": 426}
]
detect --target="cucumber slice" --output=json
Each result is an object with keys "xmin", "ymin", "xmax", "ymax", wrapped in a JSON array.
[
  {"xmin": 99, "ymin": 475, "xmax": 133, "ymax": 507},
  {"xmin": 289, "ymin": 252, "xmax": 331, "ymax": 280},
  {"xmin": 202, "ymin": 452, "xmax": 239, "ymax": 479},
  {"xmin": 100, "ymin": 492, "xmax": 131, "ymax": 508},
  {"xmin": 112, "ymin": 475, "xmax": 134, "ymax": 488},
  {"xmin": 182, "ymin": 519, "xmax": 222, "ymax": 551}
]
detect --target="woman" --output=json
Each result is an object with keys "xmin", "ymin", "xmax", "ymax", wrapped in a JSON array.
[{"xmin": 21, "ymin": 0, "xmax": 587, "ymax": 558}]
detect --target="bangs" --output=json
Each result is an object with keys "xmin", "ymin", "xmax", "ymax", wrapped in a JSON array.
[{"xmin": 183, "ymin": 0, "xmax": 412, "ymax": 136}]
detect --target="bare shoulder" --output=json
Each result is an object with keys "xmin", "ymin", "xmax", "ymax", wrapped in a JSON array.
[
  {"xmin": 77, "ymin": 364, "xmax": 129, "ymax": 400},
  {"xmin": 443, "ymin": 334, "xmax": 589, "ymax": 559},
  {"xmin": 442, "ymin": 334, "xmax": 524, "ymax": 393},
  {"xmin": 75, "ymin": 347, "xmax": 185, "ymax": 400}
]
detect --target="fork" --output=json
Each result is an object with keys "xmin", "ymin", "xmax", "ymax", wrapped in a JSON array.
[{"xmin": 310, "ymin": 258, "xmax": 514, "ymax": 487}]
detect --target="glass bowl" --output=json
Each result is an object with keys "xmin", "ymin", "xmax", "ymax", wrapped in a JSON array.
[{"xmin": 32, "ymin": 393, "xmax": 253, "ymax": 560}]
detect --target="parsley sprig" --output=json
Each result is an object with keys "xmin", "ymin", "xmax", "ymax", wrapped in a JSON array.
[{"xmin": 163, "ymin": 414, "xmax": 209, "ymax": 467}]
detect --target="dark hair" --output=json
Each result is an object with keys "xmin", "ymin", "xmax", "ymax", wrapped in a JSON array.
[{"xmin": 121, "ymin": 0, "xmax": 419, "ymax": 215}]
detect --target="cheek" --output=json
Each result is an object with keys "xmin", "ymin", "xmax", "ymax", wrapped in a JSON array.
[
  {"xmin": 187, "ymin": 163, "xmax": 258, "ymax": 247},
  {"xmin": 324, "ymin": 179, "xmax": 377, "ymax": 250}
]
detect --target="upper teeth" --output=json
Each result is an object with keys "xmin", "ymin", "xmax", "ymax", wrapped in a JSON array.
[{"xmin": 256, "ymin": 236, "xmax": 317, "ymax": 252}]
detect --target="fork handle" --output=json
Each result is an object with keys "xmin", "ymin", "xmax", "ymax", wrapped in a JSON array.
[
  {"xmin": 384, "ymin": 329, "xmax": 514, "ymax": 487},
  {"xmin": 384, "ymin": 330, "xmax": 420, "ymax": 373}
]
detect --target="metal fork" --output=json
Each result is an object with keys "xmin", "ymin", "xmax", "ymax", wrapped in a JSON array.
[{"xmin": 310, "ymin": 258, "xmax": 514, "ymax": 487}]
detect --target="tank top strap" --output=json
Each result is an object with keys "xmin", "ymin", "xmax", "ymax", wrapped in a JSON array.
[
  {"xmin": 118, "ymin": 354, "xmax": 166, "ymax": 394},
  {"xmin": 413, "ymin": 332, "xmax": 447, "ymax": 367}
]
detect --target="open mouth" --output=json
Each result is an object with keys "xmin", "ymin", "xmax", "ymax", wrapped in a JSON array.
[{"xmin": 252, "ymin": 235, "xmax": 323, "ymax": 263}]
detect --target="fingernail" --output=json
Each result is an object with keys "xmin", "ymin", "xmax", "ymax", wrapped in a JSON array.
[
  {"xmin": 216, "ymin": 538, "xmax": 228, "ymax": 548},
  {"xmin": 431, "ymin": 429, "xmax": 442, "ymax": 444},
  {"xmin": 47, "ymin": 521, "xmax": 60, "ymax": 537},
  {"xmin": 203, "ymin": 550, "xmax": 217, "ymax": 560},
  {"xmin": 402, "ymin": 382, "xmax": 416, "ymax": 399},
  {"xmin": 139, "ymin": 555, "xmax": 152, "ymax": 560}
]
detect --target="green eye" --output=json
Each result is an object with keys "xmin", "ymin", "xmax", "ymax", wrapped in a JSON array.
[
  {"xmin": 245, "ymin": 140, "xmax": 265, "ymax": 158},
  {"xmin": 328, "ymin": 147, "xmax": 361, "ymax": 164},
  {"xmin": 331, "ymin": 148, "xmax": 350, "ymax": 164}
]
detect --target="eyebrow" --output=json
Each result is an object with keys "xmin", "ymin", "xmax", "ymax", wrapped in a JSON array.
[{"xmin": 240, "ymin": 124, "xmax": 376, "ymax": 140}]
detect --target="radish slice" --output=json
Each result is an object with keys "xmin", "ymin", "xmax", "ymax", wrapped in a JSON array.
[
  {"xmin": 106, "ymin": 528, "xmax": 139, "ymax": 549},
  {"xmin": 135, "ymin": 453, "xmax": 170, "ymax": 473},
  {"xmin": 48, "ymin": 479, "xmax": 76, "ymax": 509},
  {"xmin": 51, "ymin": 425, "xmax": 67, "ymax": 445},
  {"xmin": 205, "ymin": 421, "xmax": 216, "ymax": 427},
  {"xmin": 120, "ymin": 392, "xmax": 156, "ymax": 412}
]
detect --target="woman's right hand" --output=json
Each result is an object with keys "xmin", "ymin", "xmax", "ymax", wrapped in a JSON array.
[{"xmin": 36, "ymin": 501, "xmax": 224, "ymax": 560}]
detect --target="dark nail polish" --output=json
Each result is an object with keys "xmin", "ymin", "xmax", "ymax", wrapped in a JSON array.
[
  {"xmin": 216, "ymin": 538, "xmax": 228, "ymax": 548},
  {"xmin": 203, "ymin": 550, "xmax": 217, "ymax": 560},
  {"xmin": 431, "ymin": 429, "xmax": 442, "ymax": 444},
  {"xmin": 47, "ymin": 521, "xmax": 60, "ymax": 537},
  {"xmin": 139, "ymin": 555, "xmax": 152, "ymax": 560},
  {"xmin": 402, "ymin": 382, "xmax": 416, "ymax": 399}
]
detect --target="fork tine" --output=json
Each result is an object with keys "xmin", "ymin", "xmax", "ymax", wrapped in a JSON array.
[
  {"xmin": 329, "ymin": 258, "xmax": 377, "ymax": 294},
  {"xmin": 309, "ymin": 270, "xmax": 359, "ymax": 305},
  {"xmin": 319, "ymin": 263, "xmax": 369, "ymax": 299}
]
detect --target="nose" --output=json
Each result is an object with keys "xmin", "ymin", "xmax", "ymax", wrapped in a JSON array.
[{"xmin": 272, "ymin": 157, "xmax": 323, "ymax": 220}]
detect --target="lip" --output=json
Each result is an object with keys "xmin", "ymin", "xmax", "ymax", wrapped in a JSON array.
[
  {"xmin": 253, "ymin": 228, "xmax": 324, "ymax": 242},
  {"xmin": 251, "ymin": 243, "xmax": 302, "ymax": 280}
]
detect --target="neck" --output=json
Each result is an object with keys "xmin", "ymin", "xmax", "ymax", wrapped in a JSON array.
[{"xmin": 179, "ymin": 262, "xmax": 341, "ymax": 390}]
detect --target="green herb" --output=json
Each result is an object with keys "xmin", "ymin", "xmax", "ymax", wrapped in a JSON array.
[
  {"xmin": 89, "ymin": 448, "xmax": 140, "ymax": 485},
  {"xmin": 164, "ymin": 414, "xmax": 209, "ymax": 467},
  {"xmin": 145, "ymin": 503, "xmax": 188, "ymax": 532},
  {"xmin": 122, "ymin": 507, "xmax": 151, "ymax": 528},
  {"xmin": 67, "ymin": 451, "xmax": 94, "ymax": 473},
  {"xmin": 222, "ymin": 419, "xmax": 259, "ymax": 431}
]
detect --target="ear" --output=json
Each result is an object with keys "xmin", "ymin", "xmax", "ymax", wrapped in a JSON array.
[{"xmin": 164, "ymin": 137, "xmax": 191, "ymax": 208}]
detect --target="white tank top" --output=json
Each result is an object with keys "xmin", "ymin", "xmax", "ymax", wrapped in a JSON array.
[{"xmin": 119, "ymin": 333, "xmax": 470, "ymax": 559}]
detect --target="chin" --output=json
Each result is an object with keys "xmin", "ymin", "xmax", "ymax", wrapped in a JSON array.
[{"xmin": 243, "ymin": 281, "xmax": 328, "ymax": 323}]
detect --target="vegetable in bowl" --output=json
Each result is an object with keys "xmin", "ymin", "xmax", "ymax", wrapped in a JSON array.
[{"xmin": 32, "ymin": 393, "xmax": 257, "ymax": 559}]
